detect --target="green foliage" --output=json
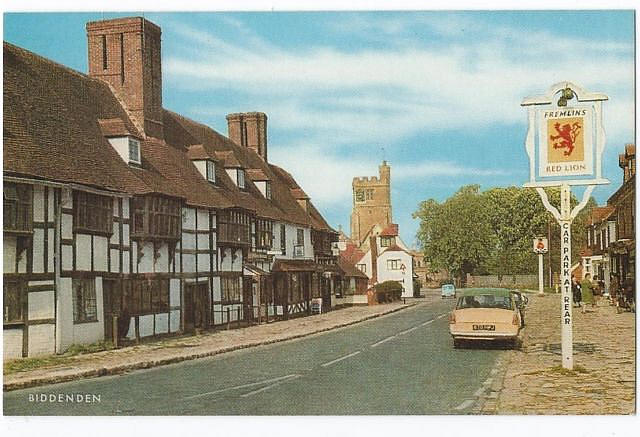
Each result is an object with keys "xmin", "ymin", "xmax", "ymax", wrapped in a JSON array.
[
  {"xmin": 413, "ymin": 185, "xmax": 595, "ymax": 282},
  {"xmin": 4, "ymin": 341, "xmax": 114, "ymax": 375},
  {"xmin": 375, "ymin": 280, "xmax": 403, "ymax": 294}
]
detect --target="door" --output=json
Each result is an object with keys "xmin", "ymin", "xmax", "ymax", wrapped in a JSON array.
[
  {"xmin": 242, "ymin": 276, "xmax": 254, "ymax": 323},
  {"xmin": 103, "ymin": 279, "xmax": 118, "ymax": 342},
  {"xmin": 184, "ymin": 282, "xmax": 209, "ymax": 333}
]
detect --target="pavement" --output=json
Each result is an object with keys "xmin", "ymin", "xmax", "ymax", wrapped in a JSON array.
[
  {"xmin": 4, "ymin": 294, "xmax": 504, "ymax": 415},
  {"xmin": 480, "ymin": 292, "xmax": 636, "ymax": 415},
  {"xmin": 4, "ymin": 299, "xmax": 421, "ymax": 392}
]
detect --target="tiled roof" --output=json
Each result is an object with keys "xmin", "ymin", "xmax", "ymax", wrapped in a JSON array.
[
  {"xmin": 338, "ymin": 257, "xmax": 368, "ymax": 278},
  {"xmin": 186, "ymin": 144, "xmax": 211, "ymax": 161},
  {"xmin": 246, "ymin": 168, "xmax": 270, "ymax": 181},
  {"xmin": 272, "ymin": 259, "xmax": 320, "ymax": 272},
  {"xmin": 341, "ymin": 242, "xmax": 366, "ymax": 265},
  {"xmin": 4, "ymin": 42, "xmax": 151, "ymax": 195},
  {"xmin": 380, "ymin": 223, "xmax": 399, "ymax": 237},
  {"xmin": 98, "ymin": 118, "xmax": 135, "ymax": 138},
  {"xmin": 589, "ymin": 206, "xmax": 616, "ymax": 225},
  {"xmin": 381, "ymin": 243, "xmax": 409, "ymax": 255}
]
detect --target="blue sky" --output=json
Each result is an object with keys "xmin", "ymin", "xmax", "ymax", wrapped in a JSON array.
[{"xmin": 3, "ymin": 10, "xmax": 635, "ymax": 246}]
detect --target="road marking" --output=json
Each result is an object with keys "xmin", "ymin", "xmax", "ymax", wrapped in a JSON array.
[
  {"xmin": 240, "ymin": 375, "xmax": 301, "ymax": 398},
  {"xmin": 455, "ymin": 399, "xmax": 475, "ymax": 410},
  {"xmin": 181, "ymin": 374, "xmax": 299, "ymax": 400},
  {"xmin": 397, "ymin": 326, "xmax": 420, "ymax": 336},
  {"xmin": 437, "ymin": 313, "xmax": 448, "ymax": 319},
  {"xmin": 474, "ymin": 387, "xmax": 486, "ymax": 398},
  {"xmin": 321, "ymin": 351, "xmax": 361, "ymax": 367},
  {"xmin": 371, "ymin": 335, "xmax": 397, "ymax": 348},
  {"xmin": 421, "ymin": 319, "xmax": 435, "ymax": 326}
]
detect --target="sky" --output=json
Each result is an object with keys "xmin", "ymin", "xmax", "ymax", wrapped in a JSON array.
[{"xmin": 3, "ymin": 8, "xmax": 635, "ymax": 247}]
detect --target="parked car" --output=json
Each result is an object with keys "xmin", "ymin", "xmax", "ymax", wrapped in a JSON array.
[
  {"xmin": 441, "ymin": 283, "xmax": 456, "ymax": 298},
  {"xmin": 449, "ymin": 288, "xmax": 521, "ymax": 348},
  {"xmin": 509, "ymin": 290, "xmax": 528, "ymax": 327}
]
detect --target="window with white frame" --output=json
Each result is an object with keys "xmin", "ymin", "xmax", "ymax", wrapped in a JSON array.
[
  {"xmin": 206, "ymin": 160, "xmax": 216, "ymax": 183},
  {"xmin": 265, "ymin": 181, "xmax": 272, "ymax": 200},
  {"xmin": 128, "ymin": 138, "xmax": 141, "ymax": 164},
  {"xmin": 73, "ymin": 279, "xmax": 97, "ymax": 323},
  {"xmin": 356, "ymin": 263, "xmax": 366, "ymax": 273},
  {"xmin": 237, "ymin": 169, "xmax": 245, "ymax": 189},
  {"xmin": 380, "ymin": 236, "xmax": 394, "ymax": 247},
  {"xmin": 386, "ymin": 259, "xmax": 401, "ymax": 270}
]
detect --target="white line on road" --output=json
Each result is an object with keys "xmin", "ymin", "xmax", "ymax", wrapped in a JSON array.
[
  {"xmin": 181, "ymin": 374, "xmax": 299, "ymax": 400},
  {"xmin": 320, "ymin": 351, "xmax": 361, "ymax": 367},
  {"xmin": 371, "ymin": 335, "xmax": 396, "ymax": 348},
  {"xmin": 455, "ymin": 399, "xmax": 475, "ymax": 410},
  {"xmin": 437, "ymin": 313, "xmax": 449, "ymax": 319},
  {"xmin": 397, "ymin": 326, "xmax": 420, "ymax": 336},
  {"xmin": 240, "ymin": 375, "xmax": 301, "ymax": 398},
  {"xmin": 421, "ymin": 319, "xmax": 435, "ymax": 326}
]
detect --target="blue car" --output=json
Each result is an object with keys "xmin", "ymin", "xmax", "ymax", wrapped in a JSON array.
[{"xmin": 441, "ymin": 283, "xmax": 456, "ymax": 298}]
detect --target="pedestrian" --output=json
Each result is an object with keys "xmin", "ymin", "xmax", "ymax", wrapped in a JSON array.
[
  {"xmin": 609, "ymin": 273, "xmax": 620, "ymax": 306},
  {"xmin": 571, "ymin": 275, "xmax": 582, "ymax": 308},
  {"xmin": 580, "ymin": 273, "xmax": 595, "ymax": 313}
]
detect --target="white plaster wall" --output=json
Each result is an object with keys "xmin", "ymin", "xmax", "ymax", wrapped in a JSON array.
[
  {"xmin": 193, "ymin": 160, "xmax": 207, "ymax": 179},
  {"xmin": 170, "ymin": 310, "xmax": 181, "ymax": 332},
  {"xmin": 110, "ymin": 249, "xmax": 120, "ymax": 273},
  {"xmin": 122, "ymin": 250, "xmax": 130, "ymax": 274},
  {"xmin": 62, "ymin": 213, "xmax": 73, "ymax": 239},
  {"xmin": 232, "ymin": 248, "xmax": 243, "ymax": 271},
  {"xmin": 358, "ymin": 251, "xmax": 372, "ymax": 279},
  {"xmin": 58, "ymin": 277, "xmax": 105, "ymax": 352},
  {"xmin": 107, "ymin": 137, "xmax": 130, "ymax": 164},
  {"xmin": 32, "ymin": 228, "xmax": 45, "ymax": 273},
  {"xmin": 75, "ymin": 234, "xmax": 92, "ymax": 271},
  {"xmin": 122, "ymin": 223, "xmax": 130, "ymax": 246},
  {"xmin": 3, "ymin": 329, "xmax": 23, "ymax": 360},
  {"xmin": 93, "ymin": 236, "xmax": 108, "ymax": 271},
  {"xmin": 155, "ymin": 313, "xmax": 169, "ymax": 334},
  {"xmin": 197, "ymin": 209, "xmax": 209, "ymax": 231},
  {"xmin": 154, "ymin": 244, "xmax": 169, "ymax": 273},
  {"xmin": 182, "ymin": 207, "xmax": 196, "ymax": 231},
  {"xmin": 139, "ymin": 315, "xmax": 154, "ymax": 337},
  {"xmin": 183, "ymin": 253, "xmax": 196, "ymax": 273},
  {"xmin": 212, "ymin": 277, "xmax": 221, "ymax": 301},
  {"xmin": 274, "ymin": 223, "xmax": 314, "ymax": 260},
  {"xmin": 62, "ymin": 245, "xmax": 73, "ymax": 270},
  {"xmin": 213, "ymin": 304, "xmax": 222, "ymax": 324},
  {"xmin": 4, "ymin": 236, "xmax": 16, "ymax": 273},
  {"xmin": 62, "ymin": 188, "xmax": 73, "ymax": 209},
  {"xmin": 138, "ymin": 242, "xmax": 154, "ymax": 273},
  {"xmin": 226, "ymin": 168, "xmax": 238, "ymax": 186},
  {"xmin": 28, "ymin": 290, "xmax": 55, "ymax": 320},
  {"xmin": 122, "ymin": 198, "xmax": 130, "ymax": 219},
  {"xmin": 28, "ymin": 324, "xmax": 55, "ymax": 357},
  {"xmin": 33, "ymin": 185, "xmax": 45, "ymax": 221},
  {"xmin": 48, "ymin": 232, "xmax": 54, "ymax": 272},
  {"xmin": 170, "ymin": 279, "xmax": 181, "ymax": 307},
  {"xmin": 17, "ymin": 243, "xmax": 27, "ymax": 273},
  {"xmin": 197, "ymin": 253, "xmax": 210, "ymax": 272},
  {"xmin": 111, "ymin": 221, "xmax": 119, "ymax": 245},
  {"xmin": 113, "ymin": 197, "xmax": 119, "ymax": 217},
  {"xmin": 254, "ymin": 181, "xmax": 267, "ymax": 198},
  {"xmin": 70, "ymin": 277, "xmax": 104, "ymax": 346},
  {"xmin": 377, "ymin": 250, "xmax": 413, "ymax": 297}
]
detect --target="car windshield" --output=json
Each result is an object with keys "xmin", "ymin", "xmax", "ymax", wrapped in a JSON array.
[
  {"xmin": 456, "ymin": 294, "xmax": 513, "ymax": 310},
  {"xmin": 442, "ymin": 285, "xmax": 454, "ymax": 291}
]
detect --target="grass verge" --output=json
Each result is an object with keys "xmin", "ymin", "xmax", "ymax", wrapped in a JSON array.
[{"xmin": 4, "ymin": 341, "xmax": 114, "ymax": 375}]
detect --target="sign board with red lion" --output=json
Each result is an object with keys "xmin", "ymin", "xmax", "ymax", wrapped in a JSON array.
[{"xmin": 521, "ymin": 82, "xmax": 608, "ymax": 188}]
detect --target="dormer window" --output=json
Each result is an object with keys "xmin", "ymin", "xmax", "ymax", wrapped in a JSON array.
[
  {"xmin": 380, "ymin": 236, "xmax": 394, "ymax": 247},
  {"xmin": 206, "ymin": 160, "xmax": 216, "ymax": 183},
  {"xmin": 265, "ymin": 181, "xmax": 272, "ymax": 200},
  {"xmin": 237, "ymin": 169, "xmax": 246, "ymax": 189},
  {"xmin": 128, "ymin": 138, "xmax": 141, "ymax": 164}
]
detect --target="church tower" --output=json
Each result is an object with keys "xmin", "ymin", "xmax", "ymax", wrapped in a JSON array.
[{"xmin": 350, "ymin": 161, "xmax": 392, "ymax": 247}]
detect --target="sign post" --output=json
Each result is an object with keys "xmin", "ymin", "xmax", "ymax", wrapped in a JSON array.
[
  {"xmin": 533, "ymin": 237, "xmax": 548, "ymax": 295},
  {"xmin": 522, "ymin": 82, "xmax": 609, "ymax": 370}
]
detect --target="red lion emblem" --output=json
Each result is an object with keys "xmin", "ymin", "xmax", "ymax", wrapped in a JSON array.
[{"xmin": 550, "ymin": 121, "xmax": 581, "ymax": 156}]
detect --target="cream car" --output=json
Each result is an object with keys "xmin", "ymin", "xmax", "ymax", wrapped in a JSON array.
[{"xmin": 449, "ymin": 288, "xmax": 521, "ymax": 348}]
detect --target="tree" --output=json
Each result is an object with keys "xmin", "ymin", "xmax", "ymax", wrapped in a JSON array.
[
  {"xmin": 413, "ymin": 185, "xmax": 493, "ymax": 282},
  {"xmin": 414, "ymin": 184, "xmax": 595, "ymax": 284}
]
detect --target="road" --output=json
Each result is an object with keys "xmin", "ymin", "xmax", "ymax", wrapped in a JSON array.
[{"xmin": 4, "ymin": 297, "xmax": 506, "ymax": 415}]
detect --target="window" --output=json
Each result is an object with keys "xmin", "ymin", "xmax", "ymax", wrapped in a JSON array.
[
  {"xmin": 218, "ymin": 209, "xmax": 251, "ymax": 245},
  {"xmin": 365, "ymin": 189, "xmax": 374, "ymax": 200},
  {"xmin": 387, "ymin": 259, "xmax": 401, "ymax": 270},
  {"xmin": 3, "ymin": 281, "xmax": 24, "ymax": 324},
  {"xmin": 73, "ymin": 279, "xmax": 97, "ymax": 323},
  {"xmin": 221, "ymin": 277, "xmax": 242, "ymax": 302},
  {"xmin": 131, "ymin": 195, "xmax": 181, "ymax": 240},
  {"xmin": 380, "ymin": 236, "xmax": 394, "ymax": 247},
  {"xmin": 280, "ymin": 224, "xmax": 286, "ymax": 253},
  {"xmin": 265, "ymin": 181, "xmax": 272, "ymax": 200},
  {"xmin": 3, "ymin": 183, "xmax": 32, "ymax": 233},
  {"xmin": 128, "ymin": 138, "xmax": 141, "ymax": 164},
  {"xmin": 122, "ymin": 279, "xmax": 169, "ymax": 315},
  {"xmin": 357, "ymin": 264, "xmax": 367, "ymax": 273},
  {"xmin": 297, "ymin": 229, "xmax": 304, "ymax": 246},
  {"xmin": 206, "ymin": 160, "xmax": 216, "ymax": 183},
  {"xmin": 237, "ymin": 169, "xmax": 246, "ymax": 189},
  {"xmin": 74, "ymin": 191, "xmax": 113, "ymax": 235},
  {"xmin": 255, "ymin": 219, "xmax": 274, "ymax": 250},
  {"xmin": 355, "ymin": 189, "xmax": 365, "ymax": 202}
]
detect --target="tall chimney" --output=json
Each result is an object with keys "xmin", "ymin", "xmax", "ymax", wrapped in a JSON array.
[
  {"xmin": 87, "ymin": 17, "xmax": 164, "ymax": 139},
  {"xmin": 226, "ymin": 112, "xmax": 268, "ymax": 161}
]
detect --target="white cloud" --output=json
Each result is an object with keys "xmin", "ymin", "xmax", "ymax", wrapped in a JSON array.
[{"xmin": 164, "ymin": 18, "xmax": 634, "ymax": 152}]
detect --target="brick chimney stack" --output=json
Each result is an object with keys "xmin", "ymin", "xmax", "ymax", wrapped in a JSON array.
[
  {"xmin": 226, "ymin": 112, "xmax": 268, "ymax": 161},
  {"xmin": 87, "ymin": 17, "xmax": 164, "ymax": 139}
]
